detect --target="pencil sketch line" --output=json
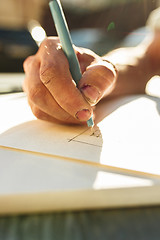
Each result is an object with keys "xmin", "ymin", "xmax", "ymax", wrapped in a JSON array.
[
  {"xmin": 68, "ymin": 128, "xmax": 89, "ymax": 142},
  {"xmin": 71, "ymin": 139, "xmax": 102, "ymax": 147}
]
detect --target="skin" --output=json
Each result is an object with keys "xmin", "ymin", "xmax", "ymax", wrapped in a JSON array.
[
  {"xmin": 23, "ymin": 37, "xmax": 117, "ymax": 125},
  {"xmin": 105, "ymin": 33, "xmax": 160, "ymax": 98},
  {"xmin": 23, "ymin": 32, "xmax": 160, "ymax": 125}
]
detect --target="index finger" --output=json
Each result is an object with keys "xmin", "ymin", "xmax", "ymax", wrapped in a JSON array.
[{"xmin": 38, "ymin": 38, "xmax": 93, "ymax": 122}]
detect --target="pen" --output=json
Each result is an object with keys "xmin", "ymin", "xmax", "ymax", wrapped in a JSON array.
[{"xmin": 49, "ymin": 0, "xmax": 94, "ymax": 127}]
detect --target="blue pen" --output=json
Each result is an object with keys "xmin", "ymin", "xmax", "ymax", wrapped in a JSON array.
[{"xmin": 49, "ymin": 0, "xmax": 94, "ymax": 127}]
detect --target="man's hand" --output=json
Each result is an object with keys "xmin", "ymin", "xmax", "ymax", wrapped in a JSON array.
[{"xmin": 23, "ymin": 37, "xmax": 117, "ymax": 124}]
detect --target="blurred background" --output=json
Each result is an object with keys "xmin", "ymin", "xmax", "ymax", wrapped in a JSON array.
[{"xmin": 0, "ymin": 0, "xmax": 158, "ymax": 93}]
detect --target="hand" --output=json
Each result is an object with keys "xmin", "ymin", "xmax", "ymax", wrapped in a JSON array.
[{"xmin": 23, "ymin": 37, "xmax": 117, "ymax": 125}]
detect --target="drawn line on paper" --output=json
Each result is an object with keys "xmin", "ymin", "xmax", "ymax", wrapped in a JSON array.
[
  {"xmin": 71, "ymin": 139, "xmax": 102, "ymax": 147},
  {"xmin": 67, "ymin": 126, "xmax": 102, "ymax": 147},
  {"xmin": 68, "ymin": 127, "xmax": 102, "ymax": 142},
  {"xmin": 90, "ymin": 128, "xmax": 102, "ymax": 138},
  {"xmin": 68, "ymin": 128, "xmax": 89, "ymax": 142}
]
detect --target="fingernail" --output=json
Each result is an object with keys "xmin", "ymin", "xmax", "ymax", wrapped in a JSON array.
[
  {"xmin": 81, "ymin": 85, "xmax": 100, "ymax": 104},
  {"xmin": 75, "ymin": 109, "xmax": 91, "ymax": 121}
]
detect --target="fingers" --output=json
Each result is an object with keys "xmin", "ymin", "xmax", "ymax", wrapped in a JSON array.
[
  {"xmin": 78, "ymin": 60, "xmax": 117, "ymax": 106},
  {"xmin": 23, "ymin": 37, "xmax": 93, "ymax": 124},
  {"xmin": 28, "ymin": 99, "xmax": 82, "ymax": 125},
  {"xmin": 23, "ymin": 36, "xmax": 117, "ymax": 125},
  {"xmin": 23, "ymin": 54, "xmax": 81, "ymax": 124},
  {"xmin": 38, "ymin": 37, "xmax": 93, "ymax": 121},
  {"xmin": 74, "ymin": 46, "xmax": 99, "ymax": 73}
]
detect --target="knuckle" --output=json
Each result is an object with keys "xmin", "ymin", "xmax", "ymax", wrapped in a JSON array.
[
  {"xmin": 39, "ymin": 37, "xmax": 59, "ymax": 54},
  {"xmin": 40, "ymin": 64, "xmax": 56, "ymax": 85},
  {"xmin": 23, "ymin": 55, "xmax": 37, "ymax": 73},
  {"xmin": 28, "ymin": 85, "xmax": 44, "ymax": 104},
  {"xmin": 23, "ymin": 57, "xmax": 30, "ymax": 72},
  {"xmin": 41, "ymin": 36, "xmax": 59, "ymax": 46},
  {"xmin": 40, "ymin": 38, "xmax": 51, "ymax": 49},
  {"xmin": 41, "ymin": 37, "xmax": 50, "ymax": 45},
  {"xmin": 82, "ymin": 64, "xmax": 117, "ymax": 94},
  {"xmin": 94, "ymin": 65, "xmax": 116, "ymax": 86},
  {"xmin": 39, "ymin": 38, "xmax": 48, "ymax": 49},
  {"xmin": 32, "ymin": 107, "xmax": 44, "ymax": 120},
  {"xmin": 101, "ymin": 61, "xmax": 117, "ymax": 79},
  {"xmin": 40, "ymin": 60, "xmax": 68, "ymax": 86},
  {"xmin": 100, "ymin": 65, "xmax": 115, "ymax": 78}
]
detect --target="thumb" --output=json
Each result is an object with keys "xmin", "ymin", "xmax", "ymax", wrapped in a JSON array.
[{"xmin": 78, "ymin": 60, "xmax": 117, "ymax": 105}]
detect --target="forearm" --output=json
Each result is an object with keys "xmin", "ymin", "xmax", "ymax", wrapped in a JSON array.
[{"xmin": 102, "ymin": 40, "xmax": 160, "ymax": 98}]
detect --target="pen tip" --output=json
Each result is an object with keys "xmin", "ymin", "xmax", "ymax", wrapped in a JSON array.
[{"xmin": 87, "ymin": 117, "xmax": 94, "ymax": 128}]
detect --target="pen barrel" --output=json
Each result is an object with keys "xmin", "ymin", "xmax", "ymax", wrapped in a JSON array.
[
  {"xmin": 49, "ymin": 0, "xmax": 82, "ymax": 84},
  {"xmin": 49, "ymin": 0, "xmax": 94, "ymax": 127}
]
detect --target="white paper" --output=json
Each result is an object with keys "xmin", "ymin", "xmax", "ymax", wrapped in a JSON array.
[{"xmin": 1, "ymin": 93, "xmax": 160, "ymax": 176}]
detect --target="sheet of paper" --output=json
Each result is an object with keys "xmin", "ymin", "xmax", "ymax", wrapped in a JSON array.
[
  {"xmin": 1, "ymin": 92, "xmax": 160, "ymax": 214},
  {"xmin": 0, "ymin": 147, "xmax": 159, "ymax": 214},
  {"xmin": 98, "ymin": 96, "xmax": 160, "ymax": 175},
  {"xmin": 0, "ymin": 93, "xmax": 160, "ymax": 176},
  {"xmin": 0, "ymin": 93, "xmax": 102, "ymax": 162}
]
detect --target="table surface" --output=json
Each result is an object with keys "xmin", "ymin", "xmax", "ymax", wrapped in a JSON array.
[{"xmin": 1, "ymin": 206, "xmax": 160, "ymax": 240}]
